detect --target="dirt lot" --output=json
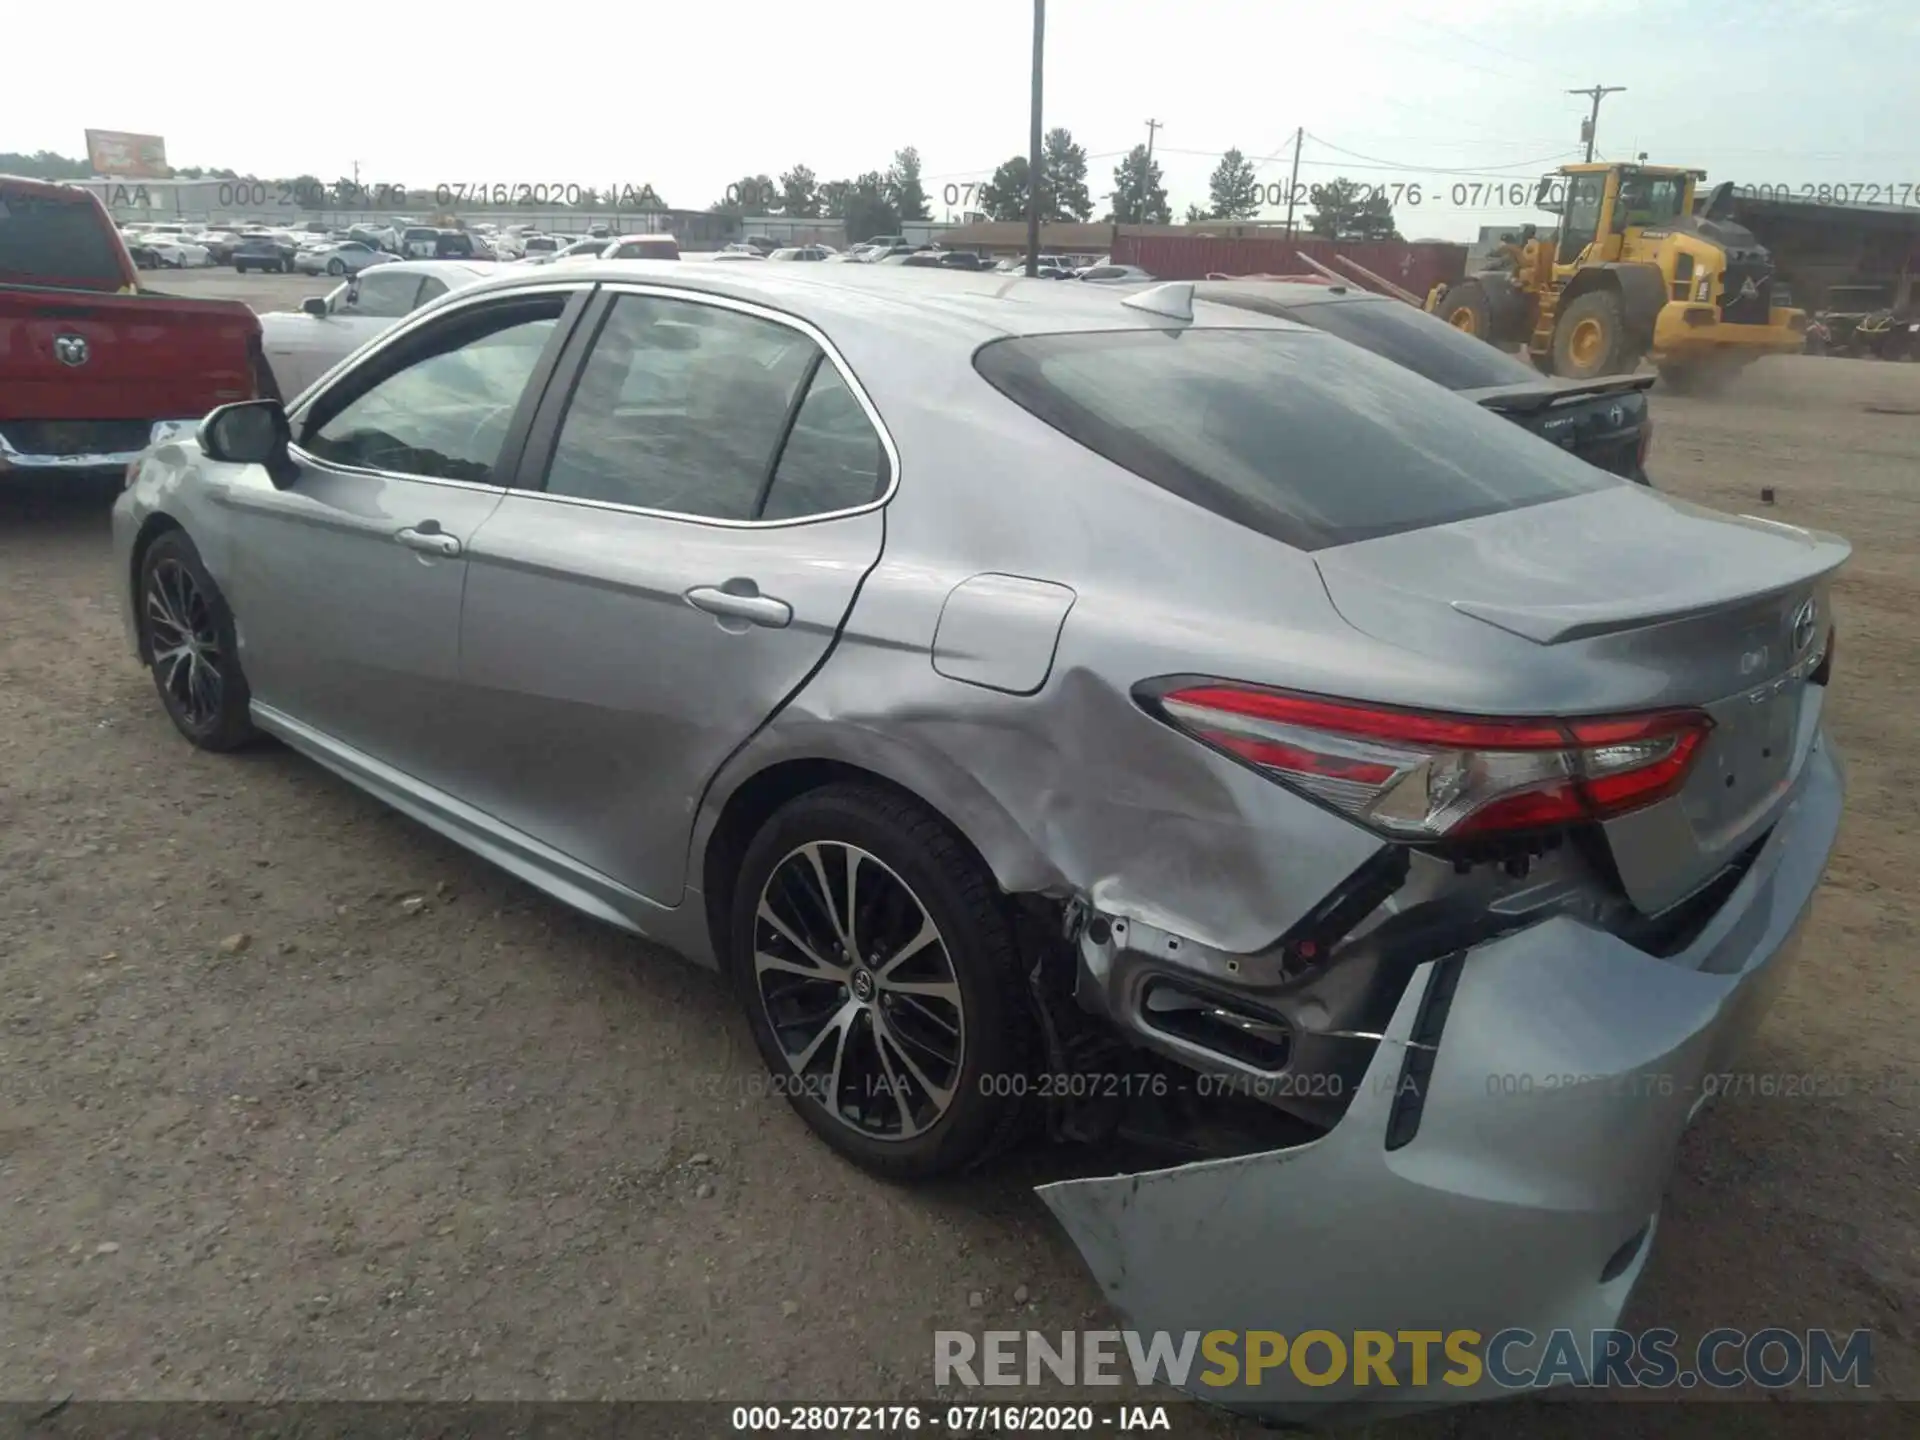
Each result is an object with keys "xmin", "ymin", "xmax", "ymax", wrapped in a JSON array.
[{"xmin": 2, "ymin": 329, "xmax": 1917, "ymax": 1432}]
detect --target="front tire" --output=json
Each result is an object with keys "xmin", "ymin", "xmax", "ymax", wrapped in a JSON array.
[
  {"xmin": 1552, "ymin": 289, "xmax": 1634, "ymax": 379},
  {"xmin": 727, "ymin": 784, "xmax": 1037, "ymax": 1180},
  {"xmin": 138, "ymin": 531, "xmax": 257, "ymax": 752}
]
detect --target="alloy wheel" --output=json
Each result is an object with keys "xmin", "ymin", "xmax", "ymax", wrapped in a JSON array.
[
  {"xmin": 145, "ymin": 558, "xmax": 224, "ymax": 730},
  {"xmin": 751, "ymin": 842, "xmax": 966, "ymax": 1141}
]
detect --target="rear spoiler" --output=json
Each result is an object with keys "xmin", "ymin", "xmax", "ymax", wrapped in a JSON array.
[{"xmin": 1459, "ymin": 373, "xmax": 1657, "ymax": 416}]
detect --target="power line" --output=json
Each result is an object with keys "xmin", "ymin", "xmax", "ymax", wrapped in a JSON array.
[{"xmin": 1303, "ymin": 133, "xmax": 1581, "ymax": 174}]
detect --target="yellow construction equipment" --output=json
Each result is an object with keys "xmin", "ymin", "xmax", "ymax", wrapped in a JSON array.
[{"xmin": 1426, "ymin": 162, "xmax": 1808, "ymax": 389}]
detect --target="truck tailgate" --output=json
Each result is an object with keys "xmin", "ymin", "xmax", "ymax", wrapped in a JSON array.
[{"xmin": 0, "ymin": 284, "xmax": 260, "ymax": 427}]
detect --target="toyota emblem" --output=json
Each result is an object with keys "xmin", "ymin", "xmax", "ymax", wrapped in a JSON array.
[
  {"xmin": 53, "ymin": 333, "xmax": 90, "ymax": 367},
  {"xmin": 1790, "ymin": 597, "xmax": 1818, "ymax": 655},
  {"xmin": 1606, "ymin": 404, "xmax": 1625, "ymax": 426}
]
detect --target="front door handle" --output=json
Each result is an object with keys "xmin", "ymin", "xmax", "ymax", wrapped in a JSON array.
[
  {"xmin": 686, "ymin": 584, "xmax": 792, "ymax": 629},
  {"xmin": 396, "ymin": 525, "xmax": 461, "ymax": 557}
]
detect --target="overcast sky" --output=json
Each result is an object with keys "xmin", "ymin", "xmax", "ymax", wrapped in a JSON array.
[{"xmin": 10, "ymin": 0, "xmax": 1919, "ymax": 239}]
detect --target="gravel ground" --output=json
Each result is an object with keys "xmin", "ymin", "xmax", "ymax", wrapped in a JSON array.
[{"xmin": 2, "ymin": 341, "xmax": 1917, "ymax": 1434}]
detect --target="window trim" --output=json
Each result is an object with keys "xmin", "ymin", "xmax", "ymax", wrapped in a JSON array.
[
  {"xmin": 286, "ymin": 280, "xmax": 595, "ymax": 492},
  {"xmin": 509, "ymin": 280, "xmax": 900, "ymax": 530}
]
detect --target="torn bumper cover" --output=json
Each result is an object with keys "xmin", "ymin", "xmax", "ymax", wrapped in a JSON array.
[{"xmin": 1036, "ymin": 735, "xmax": 1843, "ymax": 1423}]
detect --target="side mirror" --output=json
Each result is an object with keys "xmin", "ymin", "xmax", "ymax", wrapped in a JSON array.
[
  {"xmin": 199, "ymin": 400, "xmax": 298, "ymax": 490},
  {"xmin": 301, "ymin": 296, "xmax": 329, "ymax": 318}
]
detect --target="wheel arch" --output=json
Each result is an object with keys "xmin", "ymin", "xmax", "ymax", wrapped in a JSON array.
[{"xmin": 694, "ymin": 743, "xmax": 1064, "ymax": 970}]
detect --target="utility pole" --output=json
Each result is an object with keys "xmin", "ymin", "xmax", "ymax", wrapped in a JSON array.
[
  {"xmin": 1282, "ymin": 127, "xmax": 1304, "ymax": 236},
  {"xmin": 1144, "ymin": 118, "xmax": 1163, "ymax": 161},
  {"xmin": 1025, "ymin": 0, "xmax": 1046, "ymax": 277},
  {"xmin": 1567, "ymin": 85, "xmax": 1626, "ymax": 163}
]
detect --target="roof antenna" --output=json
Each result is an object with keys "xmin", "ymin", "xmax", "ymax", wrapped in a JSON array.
[{"xmin": 1122, "ymin": 281, "xmax": 1194, "ymax": 322}]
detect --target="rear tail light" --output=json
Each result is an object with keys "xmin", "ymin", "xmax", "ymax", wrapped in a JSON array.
[
  {"xmin": 1145, "ymin": 683, "xmax": 1713, "ymax": 842},
  {"xmin": 1637, "ymin": 413, "xmax": 1654, "ymax": 471}
]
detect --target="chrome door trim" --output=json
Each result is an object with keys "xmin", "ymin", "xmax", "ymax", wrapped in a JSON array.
[{"xmin": 283, "ymin": 443, "xmax": 511, "ymax": 496}]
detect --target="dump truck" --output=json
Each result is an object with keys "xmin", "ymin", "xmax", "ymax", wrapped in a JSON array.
[{"xmin": 1428, "ymin": 162, "xmax": 1807, "ymax": 389}]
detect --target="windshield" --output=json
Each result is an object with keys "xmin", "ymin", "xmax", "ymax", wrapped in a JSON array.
[
  {"xmin": 1614, "ymin": 170, "xmax": 1688, "ymax": 227},
  {"xmin": 973, "ymin": 328, "xmax": 1617, "ymax": 551},
  {"xmin": 0, "ymin": 189, "xmax": 132, "ymax": 290}
]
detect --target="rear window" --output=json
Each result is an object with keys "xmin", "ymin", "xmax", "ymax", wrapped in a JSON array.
[
  {"xmin": 1258, "ymin": 295, "xmax": 1541, "ymax": 391},
  {"xmin": 972, "ymin": 328, "xmax": 1617, "ymax": 551},
  {"xmin": 0, "ymin": 190, "xmax": 131, "ymax": 290}
]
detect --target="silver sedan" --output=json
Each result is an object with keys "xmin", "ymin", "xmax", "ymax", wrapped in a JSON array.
[{"xmin": 112, "ymin": 264, "xmax": 1846, "ymax": 1421}]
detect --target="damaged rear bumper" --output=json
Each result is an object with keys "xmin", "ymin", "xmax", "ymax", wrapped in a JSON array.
[{"xmin": 1036, "ymin": 734, "xmax": 1843, "ymax": 1423}]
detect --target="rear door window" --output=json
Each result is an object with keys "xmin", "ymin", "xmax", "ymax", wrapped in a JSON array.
[
  {"xmin": 973, "ymin": 328, "xmax": 1616, "ymax": 551},
  {"xmin": 540, "ymin": 293, "xmax": 819, "ymax": 519},
  {"xmin": 760, "ymin": 362, "xmax": 890, "ymax": 520}
]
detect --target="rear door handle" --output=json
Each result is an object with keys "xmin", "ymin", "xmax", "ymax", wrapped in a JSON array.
[
  {"xmin": 396, "ymin": 525, "xmax": 461, "ymax": 557},
  {"xmin": 686, "ymin": 585, "xmax": 792, "ymax": 629}
]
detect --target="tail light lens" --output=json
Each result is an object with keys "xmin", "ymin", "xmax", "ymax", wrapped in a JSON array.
[
  {"xmin": 1147, "ymin": 683, "xmax": 1712, "ymax": 842},
  {"xmin": 1637, "ymin": 413, "xmax": 1654, "ymax": 471}
]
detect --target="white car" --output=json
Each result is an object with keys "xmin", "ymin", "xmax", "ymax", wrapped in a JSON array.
[
  {"xmin": 130, "ymin": 236, "xmax": 214, "ymax": 268},
  {"xmin": 293, "ymin": 239, "xmax": 396, "ymax": 277},
  {"xmin": 257, "ymin": 259, "xmax": 495, "ymax": 400}
]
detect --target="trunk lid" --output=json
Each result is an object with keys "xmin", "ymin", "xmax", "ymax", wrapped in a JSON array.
[
  {"xmin": 1458, "ymin": 374, "xmax": 1653, "ymax": 481},
  {"xmin": 1314, "ymin": 487, "xmax": 1848, "ymax": 913},
  {"xmin": 0, "ymin": 284, "xmax": 261, "ymax": 429}
]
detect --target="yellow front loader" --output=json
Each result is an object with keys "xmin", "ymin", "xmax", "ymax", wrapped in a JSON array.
[{"xmin": 1428, "ymin": 163, "xmax": 1807, "ymax": 389}]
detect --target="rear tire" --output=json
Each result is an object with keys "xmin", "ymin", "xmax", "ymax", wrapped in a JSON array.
[
  {"xmin": 726, "ymin": 784, "xmax": 1037, "ymax": 1181},
  {"xmin": 137, "ymin": 531, "xmax": 258, "ymax": 753},
  {"xmin": 327, "ymin": 258, "xmax": 346, "ymax": 276},
  {"xmin": 1435, "ymin": 279, "xmax": 1492, "ymax": 340},
  {"xmin": 1552, "ymin": 289, "xmax": 1633, "ymax": 379}
]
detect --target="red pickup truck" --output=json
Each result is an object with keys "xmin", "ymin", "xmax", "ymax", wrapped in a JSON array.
[{"xmin": 0, "ymin": 175, "xmax": 271, "ymax": 477}]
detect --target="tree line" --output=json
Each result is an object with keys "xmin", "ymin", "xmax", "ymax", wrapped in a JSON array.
[{"xmin": 5, "ymin": 141, "xmax": 1402, "ymax": 241}]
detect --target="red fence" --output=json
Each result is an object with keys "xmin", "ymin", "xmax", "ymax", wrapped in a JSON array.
[{"xmin": 1117, "ymin": 234, "xmax": 1469, "ymax": 301}]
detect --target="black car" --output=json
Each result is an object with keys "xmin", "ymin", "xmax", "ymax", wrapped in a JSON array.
[
  {"xmin": 1197, "ymin": 280, "xmax": 1655, "ymax": 484},
  {"xmin": 231, "ymin": 235, "xmax": 293, "ymax": 274}
]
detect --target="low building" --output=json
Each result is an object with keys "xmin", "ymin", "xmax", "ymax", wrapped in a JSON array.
[{"xmin": 1722, "ymin": 193, "xmax": 1920, "ymax": 312}]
